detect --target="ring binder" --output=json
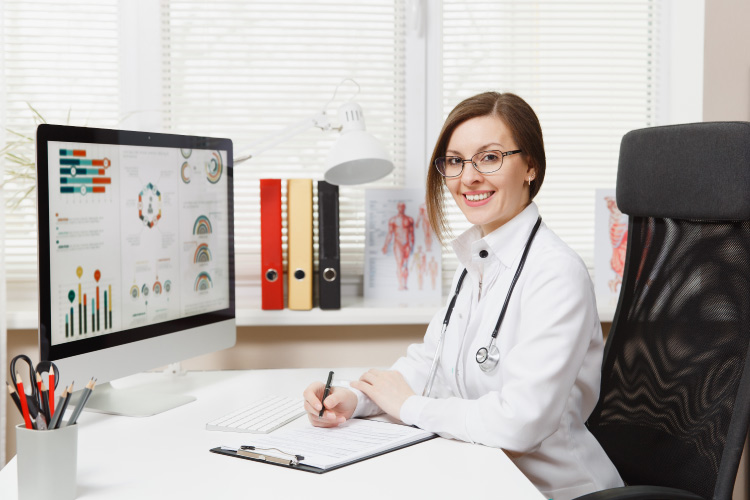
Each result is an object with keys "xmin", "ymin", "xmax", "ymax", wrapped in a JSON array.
[
  {"xmin": 287, "ymin": 179, "xmax": 313, "ymax": 310},
  {"xmin": 260, "ymin": 179, "xmax": 284, "ymax": 310},
  {"xmin": 317, "ymin": 181, "xmax": 340, "ymax": 309}
]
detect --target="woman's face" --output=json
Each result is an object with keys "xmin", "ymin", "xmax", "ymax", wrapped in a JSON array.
[{"xmin": 444, "ymin": 115, "xmax": 533, "ymax": 235}]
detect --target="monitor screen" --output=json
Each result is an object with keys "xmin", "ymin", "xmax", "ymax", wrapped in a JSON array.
[{"xmin": 36, "ymin": 125, "xmax": 235, "ymax": 412}]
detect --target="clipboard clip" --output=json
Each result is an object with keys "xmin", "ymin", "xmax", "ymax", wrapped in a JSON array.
[{"xmin": 222, "ymin": 445, "xmax": 304, "ymax": 466}]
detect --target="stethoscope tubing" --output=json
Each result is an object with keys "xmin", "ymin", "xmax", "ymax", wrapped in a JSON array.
[
  {"xmin": 422, "ymin": 271, "xmax": 468, "ymax": 397},
  {"xmin": 422, "ymin": 216, "xmax": 542, "ymax": 396},
  {"xmin": 489, "ymin": 216, "xmax": 542, "ymax": 342}
]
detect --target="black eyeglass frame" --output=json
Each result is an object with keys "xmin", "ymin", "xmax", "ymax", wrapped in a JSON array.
[{"xmin": 434, "ymin": 149, "xmax": 523, "ymax": 178}]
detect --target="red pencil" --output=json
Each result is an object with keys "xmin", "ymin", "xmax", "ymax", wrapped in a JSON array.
[
  {"xmin": 15, "ymin": 372, "xmax": 33, "ymax": 429},
  {"xmin": 48, "ymin": 370, "xmax": 55, "ymax": 415}
]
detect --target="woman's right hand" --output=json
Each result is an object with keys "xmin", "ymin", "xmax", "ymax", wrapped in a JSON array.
[{"xmin": 302, "ymin": 382, "xmax": 358, "ymax": 428}]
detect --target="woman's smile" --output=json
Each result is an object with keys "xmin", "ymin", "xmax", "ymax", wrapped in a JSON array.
[{"xmin": 463, "ymin": 190, "xmax": 495, "ymax": 206}]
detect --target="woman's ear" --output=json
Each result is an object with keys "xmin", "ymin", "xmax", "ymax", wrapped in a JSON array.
[{"xmin": 526, "ymin": 162, "xmax": 537, "ymax": 181}]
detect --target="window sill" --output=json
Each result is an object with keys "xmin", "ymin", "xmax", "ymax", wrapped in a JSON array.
[{"xmin": 6, "ymin": 293, "xmax": 617, "ymax": 330}]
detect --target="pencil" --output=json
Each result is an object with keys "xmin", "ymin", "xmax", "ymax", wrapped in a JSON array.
[
  {"xmin": 68, "ymin": 377, "xmax": 95, "ymax": 426},
  {"xmin": 15, "ymin": 372, "xmax": 33, "ymax": 429},
  {"xmin": 6, "ymin": 381, "xmax": 23, "ymax": 415},
  {"xmin": 48, "ymin": 384, "xmax": 71, "ymax": 430},
  {"xmin": 48, "ymin": 369, "xmax": 56, "ymax": 415},
  {"xmin": 40, "ymin": 381, "xmax": 51, "ymax": 423},
  {"xmin": 35, "ymin": 372, "xmax": 47, "ymax": 421},
  {"xmin": 53, "ymin": 382, "xmax": 74, "ymax": 429},
  {"xmin": 35, "ymin": 372, "xmax": 43, "ymax": 400}
]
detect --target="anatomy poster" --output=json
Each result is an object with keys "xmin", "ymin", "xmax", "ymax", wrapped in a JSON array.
[
  {"xmin": 594, "ymin": 188, "xmax": 627, "ymax": 307},
  {"xmin": 364, "ymin": 188, "xmax": 441, "ymax": 306}
]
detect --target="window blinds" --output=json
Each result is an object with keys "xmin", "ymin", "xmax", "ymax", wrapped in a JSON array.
[
  {"xmin": 0, "ymin": 0, "xmax": 660, "ymax": 307},
  {"xmin": 1, "ymin": 0, "xmax": 406, "ymax": 304},
  {"xmin": 439, "ymin": 0, "xmax": 658, "ymax": 290},
  {"xmin": 1, "ymin": 1, "xmax": 121, "ymax": 302},
  {"xmin": 160, "ymin": 0, "xmax": 407, "ymax": 298}
]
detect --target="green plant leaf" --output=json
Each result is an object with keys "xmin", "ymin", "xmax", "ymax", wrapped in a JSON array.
[{"xmin": 27, "ymin": 102, "xmax": 47, "ymax": 125}]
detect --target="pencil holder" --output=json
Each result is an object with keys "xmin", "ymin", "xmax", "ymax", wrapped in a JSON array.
[{"xmin": 16, "ymin": 423, "xmax": 78, "ymax": 500}]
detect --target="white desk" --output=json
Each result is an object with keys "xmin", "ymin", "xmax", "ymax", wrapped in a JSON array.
[{"xmin": 0, "ymin": 368, "xmax": 545, "ymax": 500}]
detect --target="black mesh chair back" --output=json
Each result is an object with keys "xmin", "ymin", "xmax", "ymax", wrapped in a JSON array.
[{"xmin": 585, "ymin": 122, "xmax": 750, "ymax": 500}]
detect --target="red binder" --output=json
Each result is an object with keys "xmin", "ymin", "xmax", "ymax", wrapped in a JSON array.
[{"xmin": 260, "ymin": 179, "xmax": 284, "ymax": 309}]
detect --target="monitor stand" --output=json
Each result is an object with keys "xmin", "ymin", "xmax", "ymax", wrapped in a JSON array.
[{"xmin": 70, "ymin": 371, "xmax": 196, "ymax": 417}]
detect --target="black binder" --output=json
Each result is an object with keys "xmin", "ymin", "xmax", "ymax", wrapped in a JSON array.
[{"xmin": 317, "ymin": 181, "xmax": 340, "ymax": 309}]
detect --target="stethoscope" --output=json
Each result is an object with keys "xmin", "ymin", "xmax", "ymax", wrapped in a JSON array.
[{"xmin": 422, "ymin": 216, "xmax": 542, "ymax": 397}]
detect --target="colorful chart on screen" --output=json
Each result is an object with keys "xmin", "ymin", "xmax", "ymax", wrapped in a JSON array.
[{"xmin": 47, "ymin": 141, "xmax": 230, "ymax": 345}]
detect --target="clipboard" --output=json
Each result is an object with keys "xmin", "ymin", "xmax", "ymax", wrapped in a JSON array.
[{"xmin": 209, "ymin": 433, "xmax": 436, "ymax": 474}]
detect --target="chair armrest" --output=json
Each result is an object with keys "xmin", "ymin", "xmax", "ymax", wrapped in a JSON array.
[{"xmin": 574, "ymin": 485, "xmax": 705, "ymax": 500}]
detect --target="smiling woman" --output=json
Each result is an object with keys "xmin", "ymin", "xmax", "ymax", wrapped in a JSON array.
[
  {"xmin": 302, "ymin": 92, "xmax": 624, "ymax": 500},
  {"xmin": 426, "ymin": 92, "xmax": 547, "ymax": 241}
]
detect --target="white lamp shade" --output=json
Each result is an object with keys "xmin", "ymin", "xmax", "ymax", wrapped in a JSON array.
[{"xmin": 324, "ymin": 102, "xmax": 394, "ymax": 185}]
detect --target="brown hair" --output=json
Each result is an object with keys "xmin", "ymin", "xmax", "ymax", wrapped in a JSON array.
[{"xmin": 425, "ymin": 92, "xmax": 546, "ymax": 243}]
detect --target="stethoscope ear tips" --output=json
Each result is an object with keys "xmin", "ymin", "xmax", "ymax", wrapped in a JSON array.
[{"xmin": 476, "ymin": 344, "xmax": 500, "ymax": 372}]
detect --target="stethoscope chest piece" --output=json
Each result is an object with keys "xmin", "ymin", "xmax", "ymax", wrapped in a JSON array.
[{"xmin": 476, "ymin": 343, "xmax": 500, "ymax": 372}]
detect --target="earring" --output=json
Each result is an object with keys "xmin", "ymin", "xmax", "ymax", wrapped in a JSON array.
[{"xmin": 528, "ymin": 177, "xmax": 533, "ymax": 185}]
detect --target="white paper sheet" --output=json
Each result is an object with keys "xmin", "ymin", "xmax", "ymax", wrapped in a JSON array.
[{"xmin": 227, "ymin": 418, "xmax": 434, "ymax": 470}]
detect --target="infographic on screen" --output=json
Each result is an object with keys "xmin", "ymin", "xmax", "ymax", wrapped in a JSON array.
[{"xmin": 48, "ymin": 142, "xmax": 230, "ymax": 345}]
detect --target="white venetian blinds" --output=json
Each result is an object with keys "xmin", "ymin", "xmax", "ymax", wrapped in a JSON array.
[
  {"xmin": 1, "ymin": 0, "xmax": 661, "ymax": 304},
  {"xmin": 439, "ymin": 0, "xmax": 658, "ymax": 287},
  {"xmin": 1, "ymin": 1, "xmax": 121, "ymax": 301},
  {"xmin": 160, "ymin": 0, "xmax": 407, "ymax": 291}
]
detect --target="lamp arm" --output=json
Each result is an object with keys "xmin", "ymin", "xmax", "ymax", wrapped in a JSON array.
[{"xmin": 233, "ymin": 111, "xmax": 333, "ymax": 164}]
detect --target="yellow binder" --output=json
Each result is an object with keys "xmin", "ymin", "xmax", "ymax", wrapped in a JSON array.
[{"xmin": 287, "ymin": 179, "xmax": 313, "ymax": 310}]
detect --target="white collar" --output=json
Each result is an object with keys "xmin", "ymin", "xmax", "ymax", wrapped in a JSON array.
[{"xmin": 451, "ymin": 202, "xmax": 541, "ymax": 270}]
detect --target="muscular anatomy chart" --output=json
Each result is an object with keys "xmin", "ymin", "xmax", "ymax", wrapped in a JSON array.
[
  {"xmin": 382, "ymin": 202, "xmax": 414, "ymax": 291},
  {"xmin": 364, "ymin": 189, "xmax": 441, "ymax": 305},
  {"xmin": 594, "ymin": 189, "xmax": 628, "ymax": 306}
]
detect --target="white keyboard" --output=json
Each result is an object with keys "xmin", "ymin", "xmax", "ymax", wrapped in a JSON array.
[{"xmin": 206, "ymin": 396, "xmax": 306, "ymax": 434}]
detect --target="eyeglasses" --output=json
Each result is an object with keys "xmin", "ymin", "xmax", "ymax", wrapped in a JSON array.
[{"xmin": 434, "ymin": 149, "xmax": 523, "ymax": 178}]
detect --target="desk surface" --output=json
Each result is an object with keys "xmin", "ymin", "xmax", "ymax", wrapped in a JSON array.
[{"xmin": 0, "ymin": 368, "xmax": 545, "ymax": 500}]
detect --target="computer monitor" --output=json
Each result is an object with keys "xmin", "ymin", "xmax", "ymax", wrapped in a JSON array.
[{"xmin": 36, "ymin": 124, "xmax": 236, "ymax": 416}]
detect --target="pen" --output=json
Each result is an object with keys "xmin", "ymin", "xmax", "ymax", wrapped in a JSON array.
[
  {"xmin": 15, "ymin": 372, "xmax": 33, "ymax": 429},
  {"xmin": 319, "ymin": 370, "xmax": 334, "ymax": 418}
]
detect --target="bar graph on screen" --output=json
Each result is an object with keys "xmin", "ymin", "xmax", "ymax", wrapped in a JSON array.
[
  {"xmin": 58, "ymin": 149, "xmax": 112, "ymax": 195},
  {"xmin": 61, "ymin": 266, "xmax": 114, "ymax": 339}
]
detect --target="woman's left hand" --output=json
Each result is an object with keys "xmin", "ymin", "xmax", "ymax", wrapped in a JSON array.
[{"xmin": 350, "ymin": 369, "xmax": 415, "ymax": 421}]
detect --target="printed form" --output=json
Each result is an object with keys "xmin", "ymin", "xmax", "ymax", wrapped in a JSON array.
[{"xmin": 226, "ymin": 418, "xmax": 434, "ymax": 470}]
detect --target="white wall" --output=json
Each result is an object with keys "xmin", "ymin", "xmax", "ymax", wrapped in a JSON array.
[
  {"xmin": 703, "ymin": 4, "xmax": 750, "ymax": 498},
  {"xmin": 703, "ymin": 0, "xmax": 750, "ymax": 122}
]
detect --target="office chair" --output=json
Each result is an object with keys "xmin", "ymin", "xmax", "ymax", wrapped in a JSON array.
[{"xmin": 577, "ymin": 122, "xmax": 750, "ymax": 500}]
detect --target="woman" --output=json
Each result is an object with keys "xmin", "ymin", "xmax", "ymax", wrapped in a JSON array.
[{"xmin": 303, "ymin": 92, "xmax": 623, "ymax": 500}]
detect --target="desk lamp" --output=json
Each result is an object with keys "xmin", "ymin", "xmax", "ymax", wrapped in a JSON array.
[{"xmin": 233, "ymin": 83, "xmax": 394, "ymax": 186}]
